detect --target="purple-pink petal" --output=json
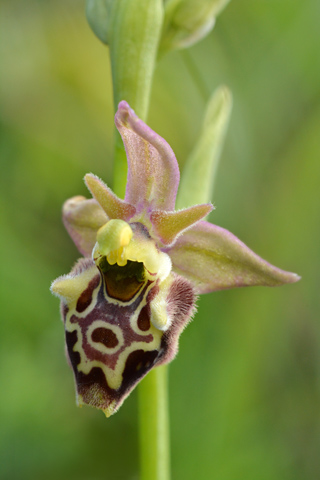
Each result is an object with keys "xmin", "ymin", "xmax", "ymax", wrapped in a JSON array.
[
  {"xmin": 62, "ymin": 196, "xmax": 108, "ymax": 257},
  {"xmin": 164, "ymin": 221, "xmax": 300, "ymax": 294},
  {"xmin": 115, "ymin": 101, "xmax": 180, "ymax": 212}
]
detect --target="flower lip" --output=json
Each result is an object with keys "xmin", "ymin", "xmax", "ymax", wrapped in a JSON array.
[{"xmin": 98, "ymin": 258, "xmax": 146, "ymax": 302}]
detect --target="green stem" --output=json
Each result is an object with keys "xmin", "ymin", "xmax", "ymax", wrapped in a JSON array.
[{"xmin": 138, "ymin": 365, "xmax": 170, "ymax": 480}]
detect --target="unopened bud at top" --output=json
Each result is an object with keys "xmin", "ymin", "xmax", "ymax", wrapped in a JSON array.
[
  {"xmin": 86, "ymin": 0, "xmax": 114, "ymax": 44},
  {"xmin": 160, "ymin": 0, "xmax": 230, "ymax": 53}
]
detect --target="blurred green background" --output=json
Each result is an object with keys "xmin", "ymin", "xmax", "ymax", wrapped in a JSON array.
[{"xmin": 1, "ymin": 1, "xmax": 319, "ymax": 479}]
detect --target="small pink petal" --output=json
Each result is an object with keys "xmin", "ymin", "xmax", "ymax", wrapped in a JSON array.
[
  {"xmin": 115, "ymin": 101, "xmax": 180, "ymax": 212},
  {"xmin": 150, "ymin": 204, "xmax": 213, "ymax": 246},
  {"xmin": 63, "ymin": 196, "xmax": 108, "ymax": 256},
  {"xmin": 85, "ymin": 174, "xmax": 136, "ymax": 220},
  {"xmin": 165, "ymin": 221, "xmax": 301, "ymax": 294}
]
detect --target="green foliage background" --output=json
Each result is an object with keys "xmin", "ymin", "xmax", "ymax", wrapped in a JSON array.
[{"xmin": 1, "ymin": 1, "xmax": 319, "ymax": 479}]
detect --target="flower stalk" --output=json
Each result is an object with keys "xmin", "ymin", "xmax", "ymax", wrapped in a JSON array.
[{"xmin": 139, "ymin": 366, "xmax": 170, "ymax": 480}]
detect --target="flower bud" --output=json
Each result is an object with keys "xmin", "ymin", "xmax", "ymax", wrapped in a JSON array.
[
  {"xmin": 86, "ymin": 0, "xmax": 114, "ymax": 45},
  {"xmin": 160, "ymin": 0, "xmax": 230, "ymax": 53}
]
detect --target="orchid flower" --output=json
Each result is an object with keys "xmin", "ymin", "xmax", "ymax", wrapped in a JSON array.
[{"xmin": 51, "ymin": 101, "xmax": 299, "ymax": 417}]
